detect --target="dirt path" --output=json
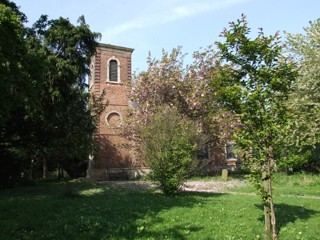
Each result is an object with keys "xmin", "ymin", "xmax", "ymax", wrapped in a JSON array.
[
  {"xmin": 182, "ymin": 179, "xmax": 247, "ymax": 193},
  {"xmin": 102, "ymin": 179, "xmax": 247, "ymax": 193},
  {"xmin": 101, "ymin": 179, "xmax": 320, "ymax": 199}
]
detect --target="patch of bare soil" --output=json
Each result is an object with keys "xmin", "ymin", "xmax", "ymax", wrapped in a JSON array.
[
  {"xmin": 102, "ymin": 179, "xmax": 247, "ymax": 193},
  {"xmin": 182, "ymin": 179, "xmax": 247, "ymax": 193}
]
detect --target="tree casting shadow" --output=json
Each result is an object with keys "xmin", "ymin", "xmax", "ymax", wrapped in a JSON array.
[
  {"xmin": 0, "ymin": 182, "xmax": 223, "ymax": 240},
  {"xmin": 256, "ymin": 203, "xmax": 320, "ymax": 232}
]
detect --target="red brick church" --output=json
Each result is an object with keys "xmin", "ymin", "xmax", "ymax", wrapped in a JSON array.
[{"xmin": 87, "ymin": 43, "xmax": 237, "ymax": 180}]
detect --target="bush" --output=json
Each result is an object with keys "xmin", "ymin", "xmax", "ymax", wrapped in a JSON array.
[
  {"xmin": 277, "ymin": 151, "xmax": 310, "ymax": 173},
  {"xmin": 277, "ymin": 144, "xmax": 320, "ymax": 173},
  {"xmin": 139, "ymin": 107, "xmax": 203, "ymax": 195}
]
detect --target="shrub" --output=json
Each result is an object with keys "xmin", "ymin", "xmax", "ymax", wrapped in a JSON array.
[
  {"xmin": 277, "ymin": 144, "xmax": 320, "ymax": 172},
  {"xmin": 139, "ymin": 107, "xmax": 202, "ymax": 195}
]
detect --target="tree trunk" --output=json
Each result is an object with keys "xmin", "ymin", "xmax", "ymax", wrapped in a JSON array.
[
  {"xmin": 263, "ymin": 162, "xmax": 278, "ymax": 240},
  {"xmin": 58, "ymin": 162, "xmax": 62, "ymax": 180},
  {"xmin": 264, "ymin": 205, "xmax": 271, "ymax": 239},
  {"xmin": 268, "ymin": 174, "xmax": 278, "ymax": 240},
  {"xmin": 263, "ymin": 173, "xmax": 272, "ymax": 240},
  {"xmin": 58, "ymin": 162, "xmax": 64, "ymax": 180},
  {"xmin": 29, "ymin": 159, "xmax": 34, "ymax": 180},
  {"xmin": 43, "ymin": 158, "xmax": 48, "ymax": 179}
]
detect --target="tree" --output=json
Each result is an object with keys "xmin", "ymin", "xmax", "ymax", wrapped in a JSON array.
[
  {"xmin": 0, "ymin": 0, "xmax": 28, "ymax": 126},
  {"xmin": 129, "ymin": 47, "xmax": 187, "ymax": 127},
  {"xmin": 0, "ymin": 0, "xmax": 102, "ymax": 186},
  {"xmin": 128, "ymin": 49, "xmax": 203, "ymax": 194},
  {"xmin": 284, "ymin": 19, "xmax": 320, "ymax": 171},
  {"xmin": 0, "ymin": 0, "xmax": 39, "ymax": 186},
  {"xmin": 139, "ymin": 107, "xmax": 201, "ymax": 195},
  {"xmin": 24, "ymin": 15, "xmax": 101, "ymax": 178},
  {"xmin": 128, "ymin": 46, "xmax": 237, "ymax": 173},
  {"xmin": 215, "ymin": 15, "xmax": 297, "ymax": 239}
]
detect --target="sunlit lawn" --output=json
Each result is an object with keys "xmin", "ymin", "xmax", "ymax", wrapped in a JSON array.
[{"xmin": 0, "ymin": 173, "xmax": 319, "ymax": 240}]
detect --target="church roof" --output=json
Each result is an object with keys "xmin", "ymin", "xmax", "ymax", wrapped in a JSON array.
[{"xmin": 98, "ymin": 43, "xmax": 134, "ymax": 53}]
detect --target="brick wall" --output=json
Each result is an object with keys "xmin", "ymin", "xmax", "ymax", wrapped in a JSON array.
[{"xmin": 90, "ymin": 44, "xmax": 136, "ymax": 171}]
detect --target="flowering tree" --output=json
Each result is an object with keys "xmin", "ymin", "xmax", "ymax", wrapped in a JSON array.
[
  {"xmin": 129, "ymin": 47, "xmax": 186, "ymax": 126},
  {"xmin": 126, "ymin": 45, "xmax": 237, "ymax": 192},
  {"xmin": 128, "ymin": 46, "xmax": 236, "ymax": 151}
]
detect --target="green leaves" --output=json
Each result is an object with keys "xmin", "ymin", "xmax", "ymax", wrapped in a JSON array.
[
  {"xmin": 216, "ymin": 16, "xmax": 298, "ymax": 237},
  {"xmin": 139, "ymin": 107, "xmax": 201, "ymax": 195},
  {"xmin": 0, "ymin": 1, "xmax": 102, "ymax": 184},
  {"xmin": 216, "ymin": 15, "xmax": 296, "ymax": 145},
  {"xmin": 286, "ymin": 19, "xmax": 320, "ymax": 148}
]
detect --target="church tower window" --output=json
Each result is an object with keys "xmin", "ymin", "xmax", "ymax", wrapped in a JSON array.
[{"xmin": 107, "ymin": 57, "xmax": 120, "ymax": 83}]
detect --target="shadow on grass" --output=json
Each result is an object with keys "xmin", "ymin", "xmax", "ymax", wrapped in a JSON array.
[
  {"xmin": 0, "ymin": 181, "xmax": 221, "ymax": 240},
  {"xmin": 256, "ymin": 203, "xmax": 320, "ymax": 232}
]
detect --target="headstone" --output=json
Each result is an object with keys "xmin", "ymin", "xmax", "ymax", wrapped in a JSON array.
[{"xmin": 221, "ymin": 169, "xmax": 228, "ymax": 181}]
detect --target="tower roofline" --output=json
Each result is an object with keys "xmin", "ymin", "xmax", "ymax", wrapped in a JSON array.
[{"xmin": 98, "ymin": 43, "xmax": 134, "ymax": 53}]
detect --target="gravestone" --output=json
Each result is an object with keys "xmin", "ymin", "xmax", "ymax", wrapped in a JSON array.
[{"xmin": 221, "ymin": 169, "xmax": 228, "ymax": 181}]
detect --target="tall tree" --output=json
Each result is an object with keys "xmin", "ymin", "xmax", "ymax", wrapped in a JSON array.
[
  {"xmin": 0, "ymin": 0, "xmax": 102, "ymax": 185},
  {"xmin": 0, "ymin": 1, "xmax": 28, "ymax": 125},
  {"xmin": 0, "ymin": 0, "xmax": 39, "ymax": 186},
  {"xmin": 215, "ymin": 15, "xmax": 297, "ymax": 239},
  {"xmin": 24, "ymin": 15, "xmax": 101, "ymax": 178}
]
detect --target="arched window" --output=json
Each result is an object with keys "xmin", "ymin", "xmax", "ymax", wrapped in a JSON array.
[
  {"xmin": 109, "ymin": 60, "xmax": 117, "ymax": 82},
  {"xmin": 107, "ymin": 57, "xmax": 120, "ymax": 83}
]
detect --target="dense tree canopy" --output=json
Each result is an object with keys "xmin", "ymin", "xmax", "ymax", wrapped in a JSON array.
[
  {"xmin": 0, "ymin": 0, "xmax": 101, "ymax": 186},
  {"xmin": 24, "ymin": 15, "xmax": 101, "ymax": 178},
  {"xmin": 0, "ymin": 1, "xmax": 29, "ymax": 126}
]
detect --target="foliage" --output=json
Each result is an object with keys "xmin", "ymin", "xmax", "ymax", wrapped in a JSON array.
[
  {"xmin": 139, "ymin": 107, "xmax": 201, "ymax": 195},
  {"xmin": 276, "ymin": 149, "xmax": 310, "ymax": 172},
  {"xmin": 130, "ymin": 46, "xmax": 236, "ymax": 138},
  {"xmin": 0, "ymin": 0, "xmax": 39, "ymax": 186},
  {"xmin": 0, "ymin": 0, "xmax": 28, "ymax": 126},
  {"xmin": 215, "ymin": 14, "xmax": 297, "ymax": 239},
  {"xmin": 0, "ymin": 175, "xmax": 319, "ymax": 239},
  {"xmin": 127, "ymin": 46, "xmax": 237, "ymax": 175},
  {"xmin": 284, "ymin": 18, "xmax": 320, "ymax": 171},
  {"xmin": 25, "ymin": 15, "xmax": 101, "ymax": 178},
  {"xmin": 128, "ymin": 47, "xmax": 237, "ymax": 194},
  {"xmin": 129, "ymin": 47, "xmax": 189, "ymax": 129},
  {"xmin": 0, "ymin": 1, "xmax": 102, "ymax": 186}
]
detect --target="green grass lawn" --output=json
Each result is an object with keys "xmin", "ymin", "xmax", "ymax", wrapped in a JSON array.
[
  {"xmin": 228, "ymin": 172, "xmax": 320, "ymax": 196},
  {"xmin": 0, "ymin": 174, "xmax": 319, "ymax": 240}
]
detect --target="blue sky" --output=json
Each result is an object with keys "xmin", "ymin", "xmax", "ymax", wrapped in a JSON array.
[{"xmin": 14, "ymin": 0, "xmax": 320, "ymax": 72}]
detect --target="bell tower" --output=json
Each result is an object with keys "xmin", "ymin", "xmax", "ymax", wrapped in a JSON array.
[{"xmin": 88, "ymin": 43, "xmax": 142, "ymax": 180}]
